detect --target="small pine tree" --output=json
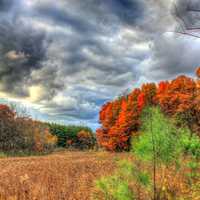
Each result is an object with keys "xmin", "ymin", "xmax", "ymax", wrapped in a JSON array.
[
  {"xmin": 94, "ymin": 106, "xmax": 200, "ymax": 200},
  {"xmin": 133, "ymin": 107, "xmax": 183, "ymax": 199}
]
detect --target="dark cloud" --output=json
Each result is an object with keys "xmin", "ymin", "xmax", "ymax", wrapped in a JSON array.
[
  {"xmin": 32, "ymin": 0, "xmax": 143, "ymax": 34},
  {"xmin": 139, "ymin": 34, "xmax": 200, "ymax": 81},
  {"xmin": 106, "ymin": 0, "xmax": 143, "ymax": 25},
  {"xmin": 0, "ymin": 0, "xmax": 199, "ymax": 128},
  {"xmin": 0, "ymin": 0, "xmax": 13, "ymax": 12},
  {"xmin": 0, "ymin": 19, "xmax": 47, "ymax": 97},
  {"xmin": 35, "ymin": 6, "xmax": 98, "ymax": 34}
]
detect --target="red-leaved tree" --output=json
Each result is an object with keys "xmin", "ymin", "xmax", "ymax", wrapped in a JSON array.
[{"xmin": 97, "ymin": 68, "xmax": 200, "ymax": 151}]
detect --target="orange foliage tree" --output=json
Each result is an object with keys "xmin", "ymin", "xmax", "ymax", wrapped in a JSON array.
[
  {"xmin": 76, "ymin": 130, "xmax": 96, "ymax": 150},
  {"xmin": 196, "ymin": 67, "xmax": 200, "ymax": 78},
  {"xmin": 0, "ymin": 104, "xmax": 57, "ymax": 152},
  {"xmin": 97, "ymin": 68, "xmax": 200, "ymax": 151},
  {"xmin": 0, "ymin": 105, "xmax": 21, "ymax": 151}
]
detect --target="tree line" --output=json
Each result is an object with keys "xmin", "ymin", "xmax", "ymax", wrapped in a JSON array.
[{"xmin": 0, "ymin": 105, "xmax": 95, "ymax": 155}]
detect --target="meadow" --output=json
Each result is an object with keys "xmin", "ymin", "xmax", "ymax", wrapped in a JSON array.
[
  {"xmin": 0, "ymin": 151, "xmax": 121, "ymax": 200},
  {"xmin": 0, "ymin": 150, "xmax": 199, "ymax": 200}
]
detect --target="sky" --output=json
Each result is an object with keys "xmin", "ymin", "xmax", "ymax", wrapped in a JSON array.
[{"xmin": 0, "ymin": 0, "xmax": 200, "ymax": 130}]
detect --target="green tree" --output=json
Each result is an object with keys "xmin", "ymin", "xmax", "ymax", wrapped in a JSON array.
[
  {"xmin": 94, "ymin": 107, "xmax": 187, "ymax": 200},
  {"xmin": 133, "ymin": 107, "xmax": 183, "ymax": 199}
]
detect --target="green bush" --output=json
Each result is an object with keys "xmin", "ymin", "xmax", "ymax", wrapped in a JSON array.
[
  {"xmin": 95, "ymin": 175, "xmax": 134, "ymax": 200},
  {"xmin": 179, "ymin": 128, "xmax": 200, "ymax": 194},
  {"xmin": 179, "ymin": 128, "xmax": 200, "ymax": 159}
]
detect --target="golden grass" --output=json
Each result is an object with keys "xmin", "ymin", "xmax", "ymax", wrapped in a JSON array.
[
  {"xmin": 0, "ymin": 151, "xmax": 126, "ymax": 200},
  {"xmin": 0, "ymin": 152, "xmax": 199, "ymax": 200}
]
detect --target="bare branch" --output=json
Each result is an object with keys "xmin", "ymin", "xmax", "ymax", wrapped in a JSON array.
[
  {"xmin": 173, "ymin": 2, "xmax": 188, "ymax": 31},
  {"xmin": 173, "ymin": 0, "xmax": 200, "ymax": 38},
  {"xmin": 168, "ymin": 31, "xmax": 200, "ymax": 38},
  {"xmin": 187, "ymin": 9, "xmax": 200, "ymax": 12}
]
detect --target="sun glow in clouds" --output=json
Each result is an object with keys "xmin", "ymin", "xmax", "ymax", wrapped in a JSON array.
[{"xmin": 23, "ymin": 0, "xmax": 35, "ymax": 8}]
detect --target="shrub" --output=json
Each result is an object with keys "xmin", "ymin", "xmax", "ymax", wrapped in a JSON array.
[
  {"xmin": 180, "ymin": 129, "xmax": 200, "ymax": 159},
  {"xmin": 75, "ymin": 130, "xmax": 96, "ymax": 150},
  {"xmin": 95, "ymin": 175, "xmax": 134, "ymax": 200},
  {"xmin": 179, "ymin": 128, "xmax": 200, "ymax": 196}
]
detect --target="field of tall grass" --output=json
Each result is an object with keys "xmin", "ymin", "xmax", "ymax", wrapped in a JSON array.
[
  {"xmin": 0, "ymin": 151, "xmax": 123, "ymax": 200},
  {"xmin": 0, "ymin": 151, "xmax": 199, "ymax": 200}
]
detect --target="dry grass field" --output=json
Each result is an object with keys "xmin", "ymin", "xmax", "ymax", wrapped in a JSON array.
[
  {"xmin": 0, "ymin": 151, "xmax": 125, "ymax": 200},
  {"xmin": 0, "ymin": 151, "xmax": 199, "ymax": 200}
]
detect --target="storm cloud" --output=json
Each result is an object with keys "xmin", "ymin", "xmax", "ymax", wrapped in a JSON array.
[
  {"xmin": 0, "ymin": 0, "xmax": 13, "ymax": 11},
  {"xmin": 0, "ymin": 0, "xmax": 199, "ymax": 128}
]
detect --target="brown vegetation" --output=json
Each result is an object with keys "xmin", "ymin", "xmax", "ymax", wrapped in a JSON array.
[
  {"xmin": 0, "ymin": 151, "xmax": 124, "ymax": 200},
  {"xmin": 0, "ymin": 151, "xmax": 198, "ymax": 200}
]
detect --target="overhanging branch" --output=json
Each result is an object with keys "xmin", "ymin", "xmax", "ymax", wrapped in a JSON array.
[{"xmin": 173, "ymin": 0, "xmax": 200, "ymax": 38}]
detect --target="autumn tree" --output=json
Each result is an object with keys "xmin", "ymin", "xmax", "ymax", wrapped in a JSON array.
[
  {"xmin": 97, "ymin": 68, "xmax": 200, "ymax": 151},
  {"xmin": 196, "ymin": 67, "xmax": 200, "ymax": 78},
  {"xmin": 0, "ymin": 105, "xmax": 24, "ymax": 151},
  {"xmin": 156, "ymin": 75, "xmax": 197, "ymax": 132},
  {"xmin": 0, "ymin": 104, "xmax": 57, "ymax": 153},
  {"xmin": 75, "ymin": 130, "xmax": 95, "ymax": 150},
  {"xmin": 97, "ymin": 90, "xmax": 143, "ymax": 151}
]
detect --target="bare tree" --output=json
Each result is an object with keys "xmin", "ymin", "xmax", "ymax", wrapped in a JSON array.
[{"xmin": 173, "ymin": 0, "xmax": 200, "ymax": 38}]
